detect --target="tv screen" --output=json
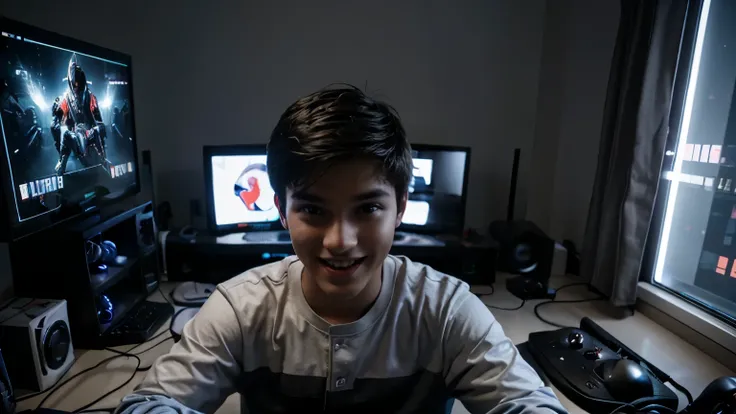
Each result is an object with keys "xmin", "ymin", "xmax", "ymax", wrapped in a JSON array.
[
  {"xmin": 204, "ymin": 145, "xmax": 281, "ymax": 232},
  {"xmin": 0, "ymin": 18, "xmax": 139, "ymax": 239},
  {"xmin": 401, "ymin": 144, "xmax": 470, "ymax": 235}
]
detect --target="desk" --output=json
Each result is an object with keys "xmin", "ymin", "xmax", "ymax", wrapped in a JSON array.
[{"xmin": 15, "ymin": 274, "xmax": 733, "ymax": 414}]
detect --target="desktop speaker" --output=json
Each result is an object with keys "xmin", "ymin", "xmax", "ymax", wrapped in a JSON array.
[
  {"xmin": 0, "ymin": 298, "xmax": 75, "ymax": 391},
  {"xmin": 489, "ymin": 220, "xmax": 556, "ymax": 300}
]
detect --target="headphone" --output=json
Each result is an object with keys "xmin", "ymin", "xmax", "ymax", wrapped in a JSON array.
[
  {"xmin": 95, "ymin": 294, "xmax": 114, "ymax": 324},
  {"xmin": 86, "ymin": 240, "xmax": 118, "ymax": 265}
]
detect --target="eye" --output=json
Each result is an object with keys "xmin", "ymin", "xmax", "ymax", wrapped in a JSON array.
[
  {"xmin": 360, "ymin": 203, "xmax": 383, "ymax": 215},
  {"xmin": 298, "ymin": 205, "xmax": 323, "ymax": 216}
]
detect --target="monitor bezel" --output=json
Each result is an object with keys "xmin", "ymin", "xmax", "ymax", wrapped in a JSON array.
[
  {"xmin": 0, "ymin": 16, "xmax": 142, "ymax": 241},
  {"xmin": 400, "ymin": 143, "xmax": 471, "ymax": 236},
  {"xmin": 203, "ymin": 144, "xmax": 282, "ymax": 233}
]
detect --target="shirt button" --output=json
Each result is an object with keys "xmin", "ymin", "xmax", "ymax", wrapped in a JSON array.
[{"xmin": 335, "ymin": 377, "xmax": 346, "ymax": 388}]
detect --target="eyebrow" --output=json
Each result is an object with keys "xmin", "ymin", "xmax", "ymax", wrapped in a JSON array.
[
  {"xmin": 291, "ymin": 191, "xmax": 324, "ymax": 203},
  {"xmin": 352, "ymin": 189, "xmax": 391, "ymax": 201},
  {"xmin": 291, "ymin": 188, "xmax": 391, "ymax": 203}
]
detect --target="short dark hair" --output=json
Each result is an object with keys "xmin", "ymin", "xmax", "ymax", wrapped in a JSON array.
[{"xmin": 267, "ymin": 84, "xmax": 412, "ymax": 213}]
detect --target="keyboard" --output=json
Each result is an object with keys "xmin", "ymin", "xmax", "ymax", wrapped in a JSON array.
[
  {"xmin": 242, "ymin": 231, "xmax": 291, "ymax": 243},
  {"xmin": 104, "ymin": 301, "xmax": 173, "ymax": 347}
]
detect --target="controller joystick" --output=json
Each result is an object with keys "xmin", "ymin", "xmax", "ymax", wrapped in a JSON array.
[{"xmin": 568, "ymin": 331, "xmax": 584, "ymax": 349}]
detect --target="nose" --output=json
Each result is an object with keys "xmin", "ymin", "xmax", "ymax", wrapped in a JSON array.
[{"xmin": 323, "ymin": 219, "xmax": 358, "ymax": 253}]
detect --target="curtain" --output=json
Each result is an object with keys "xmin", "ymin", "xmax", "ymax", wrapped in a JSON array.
[{"xmin": 582, "ymin": 0, "xmax": 690, "ymax": 307}]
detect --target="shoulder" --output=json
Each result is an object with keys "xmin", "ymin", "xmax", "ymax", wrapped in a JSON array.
[
  {"xmin": 390, "ymin": 255, "xmax": 484, "ymax": 326},
  {"xmin": 218, "ymin": 257, "xmax": 293, "ymax": 297},
  {"xmin": 392, "ymin": 255, "xmax": 471, "ymax": 307},
  {"xmin": 215, "ymin": 257, "xmax": 295, "ymax": 317}
]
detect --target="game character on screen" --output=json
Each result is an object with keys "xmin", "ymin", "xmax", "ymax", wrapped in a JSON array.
[
  {"xmin": 117, "ymin": 85, "xmax": 567, "ymax": 413},
  {"xmin": 234, "ymin": 163, "xmax": 268, "ymax": 211},
  {"xmin": 50, "ymin": 54, "xmax": 110, "ymax": 175}
]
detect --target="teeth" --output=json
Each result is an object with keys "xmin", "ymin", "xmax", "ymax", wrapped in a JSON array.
[{"xmin": 325, "ymin": 259, "xmax": 357, "ymax": 269}]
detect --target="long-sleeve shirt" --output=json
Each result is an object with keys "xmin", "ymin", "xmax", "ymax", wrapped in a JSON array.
[{"xmin": 116, "ymin": 255, "xmax": 568, "ymax": 414}]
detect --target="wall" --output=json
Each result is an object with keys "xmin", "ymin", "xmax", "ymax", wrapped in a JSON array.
[
  {"xmin": 0, "ymin": 0, "xmax": 547, "ymax": 232},
  {"xmin": 526, "ymin": 0, "xmax": 620, "ymax": 246}
]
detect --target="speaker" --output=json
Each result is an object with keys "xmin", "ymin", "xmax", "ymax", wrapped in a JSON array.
[
  {"xmin": 0, "ymin": 298, "xmax": 75, "ymax": 391},
  {"xmin": 489, "ymin": 220, "xmax": 556, "ymax": 300}
]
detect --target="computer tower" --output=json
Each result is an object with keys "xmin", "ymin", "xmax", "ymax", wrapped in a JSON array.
[{"xmin": 9, "ymin": 201, "xmax": 159, "ymax": 348}]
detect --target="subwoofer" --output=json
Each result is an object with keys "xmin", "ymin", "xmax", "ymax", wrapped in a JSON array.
[
  {"xmin": 489, "ymin": 219, "xmax": 556, "ymax": 300},
  {"xmin": 0, "ymin": 298, "xmax": 75, "ymax": 391}
]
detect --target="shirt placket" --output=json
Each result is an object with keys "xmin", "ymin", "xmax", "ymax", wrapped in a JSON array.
[{"xmin": 328, "ymin": 335, "xmax": 354, "ymax": 392}]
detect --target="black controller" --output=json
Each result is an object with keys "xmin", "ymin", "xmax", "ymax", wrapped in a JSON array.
[
  {"xmin": 528, "ymin": 317, "xmax": 736, "ymax": 413},
  {"xmin": 528, "ymin": 317, "xmax": 679, "ymax": 413}
]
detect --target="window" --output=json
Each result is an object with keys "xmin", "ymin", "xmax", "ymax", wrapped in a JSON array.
[{"xmin": 649, "ymin": 0, "xmax": 736, "ymax": 325}]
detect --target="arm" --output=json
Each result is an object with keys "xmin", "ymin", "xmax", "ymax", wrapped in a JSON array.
[
  {"xmin": 444, "ymin": 293, "xmax": 568, "ymax": 414},
  {"xmin": 116, "ymin": 289, "xmax": 243, "ymax": 414}
]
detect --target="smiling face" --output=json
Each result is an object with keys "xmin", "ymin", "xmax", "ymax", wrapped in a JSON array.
[{"xmin": 277, "ymin": 158, "xmax": 406, "ymax": 304}]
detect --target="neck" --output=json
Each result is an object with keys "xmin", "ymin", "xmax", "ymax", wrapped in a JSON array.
[{"xmin": 302, "ymin": 268, "xmax": 383, "ymax": 325}]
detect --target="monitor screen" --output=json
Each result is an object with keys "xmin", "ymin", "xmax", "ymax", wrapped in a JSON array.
[
  {"xmin": 401, "ymin": 144, "xmax": 470, "ymax": 235},
  {"xmin": 0, "ymin": 18, "xmax": 139, "ymax": 239},
  {"xmin": 204, "ymin": 145, "xmax": 280, "ymax": 232}
]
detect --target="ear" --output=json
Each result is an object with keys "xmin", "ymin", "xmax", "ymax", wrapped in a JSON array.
[
  {"xmin": 274, "ymin": 194, "xmax": 288, "ymax": 230},
  {"xmin": 395, "ymin": 192, "xmax": 407, "ymax": 228}
]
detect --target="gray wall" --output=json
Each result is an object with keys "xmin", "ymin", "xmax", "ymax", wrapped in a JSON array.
[
  {"xmin": 527, "ymin": 0, "xmax": 620, "ymax": 245},
  {"xmin": 0, "ymin": 0, "xmax": 619, "ymax": 249},
  {"xmin": 0, "ymin": 0, "xmax": 547, "ymax": 231}
]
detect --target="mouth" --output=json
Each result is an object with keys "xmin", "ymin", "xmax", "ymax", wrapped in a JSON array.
[{"xmin": 318, "ymin": 257, "xmax": 366, "ymax": 273}]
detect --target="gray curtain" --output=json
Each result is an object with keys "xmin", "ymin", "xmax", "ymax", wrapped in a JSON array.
[{"xmin": 582, "ymin": 0, "xmax": 690, "ymax": 307}]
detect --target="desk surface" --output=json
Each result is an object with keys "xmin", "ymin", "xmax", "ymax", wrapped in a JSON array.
[{"xmin": 16, "ymin": 274, "xmax": 733, "ymax": 414}]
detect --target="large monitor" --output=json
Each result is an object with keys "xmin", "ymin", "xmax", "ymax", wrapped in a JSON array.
[
  {"xmin": 401, "ymin": 144, "xmax": 471, "ymax": 235},
  {"xmin": 203, "ymin": 145, "xmax": 281, "ymax": 233},
  {"xmin": 0, "ymin": 18, "xmax": 140, "ymax": 240}
]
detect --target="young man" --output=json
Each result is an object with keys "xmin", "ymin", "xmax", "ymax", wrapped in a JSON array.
[{"xmin": 117, "ymin": 86, "xmax": 567, "ymax": 413}]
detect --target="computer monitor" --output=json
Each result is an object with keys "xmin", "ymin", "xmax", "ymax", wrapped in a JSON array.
[
  {"xmin": 0, "ymin": 17, "xmax": 140, "ymax": 240},
  {"xmin": 400, "ymin": 144, "xmax": 471, "ymax": 236},
  {"xmin": 203, "ymin": 144, "xmax": 281, "ymax": 233}
]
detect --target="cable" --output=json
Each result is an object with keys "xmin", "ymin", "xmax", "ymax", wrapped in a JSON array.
[
  {"xmin": 35, "ymin": 354, "xmax": 129, "ymax": 410},
  {"xmin": 552, "ymin": 282, "xmax": 589, "ymax": 293},
  {"xmin": 12, "ymin": 389, "xmax": 45, "ymax": 403},
  {"xmin": 639, "ymin": 404, "xmax": 678, "ymax": 414},
  {"xmin": 0, "ymin": 298, "xmax": 39, "ymax": 325},
  {"xmin": 533, "ymin": 297, "xmax": 606, "ymax": 328},
  {"xmin": 107, "ymin": 336, "xmax": 173, "ymax": 357},
  {"xmin": 70, "ymin": 353, "xmax": 141, "ymax": 413},
  {"xmin": 608, "ymin": 402, "xmax": 638, "ymax": 414},
  {"xmin": 158, "ymin": 285, "xmax": 174, "ymax": 307},
  {"xmin": 78, "ymin": 408, "xmax": 116, "ymax": 413},
  {"xmin": 667, "ymin": 376, "xmax": 694, "ymax": 405},
  {"xmin": 608, "ymin": 402, "xmax": 678, "ymax": 414},
  {"xmin": 529, "ymin": 282, "xmax": 604, "ymax": 328},
  {"xmin": 123, "ymin": 328, "xmax": 169, "ymax": 354},
  {"xmin": 476, "ymin": 285, "xmax": 495, "ymax": 296},
  {"xmin": 476, "ymin": 284, "xmax": 525, "ymax": 311},
  {"xmin": 12, "ymin": 354, "xmax": 80, "ymax": 404},
  {"xmin": 486, "ymin": 299, "xmax": 526, "ymax": 311}
]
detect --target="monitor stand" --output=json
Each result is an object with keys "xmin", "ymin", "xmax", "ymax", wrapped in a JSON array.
[{"xmin": 171, "ymin": 281, "xmax": 216, "ymax": 306}]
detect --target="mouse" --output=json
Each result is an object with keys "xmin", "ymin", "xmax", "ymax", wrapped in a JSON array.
[
  {"xmin": 595, "ymin": 359, "xmax": 653, "ymax": 402},
  {"xmin": 568, "ymin": 331, "xmax": 584, "ymax": 349}
]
